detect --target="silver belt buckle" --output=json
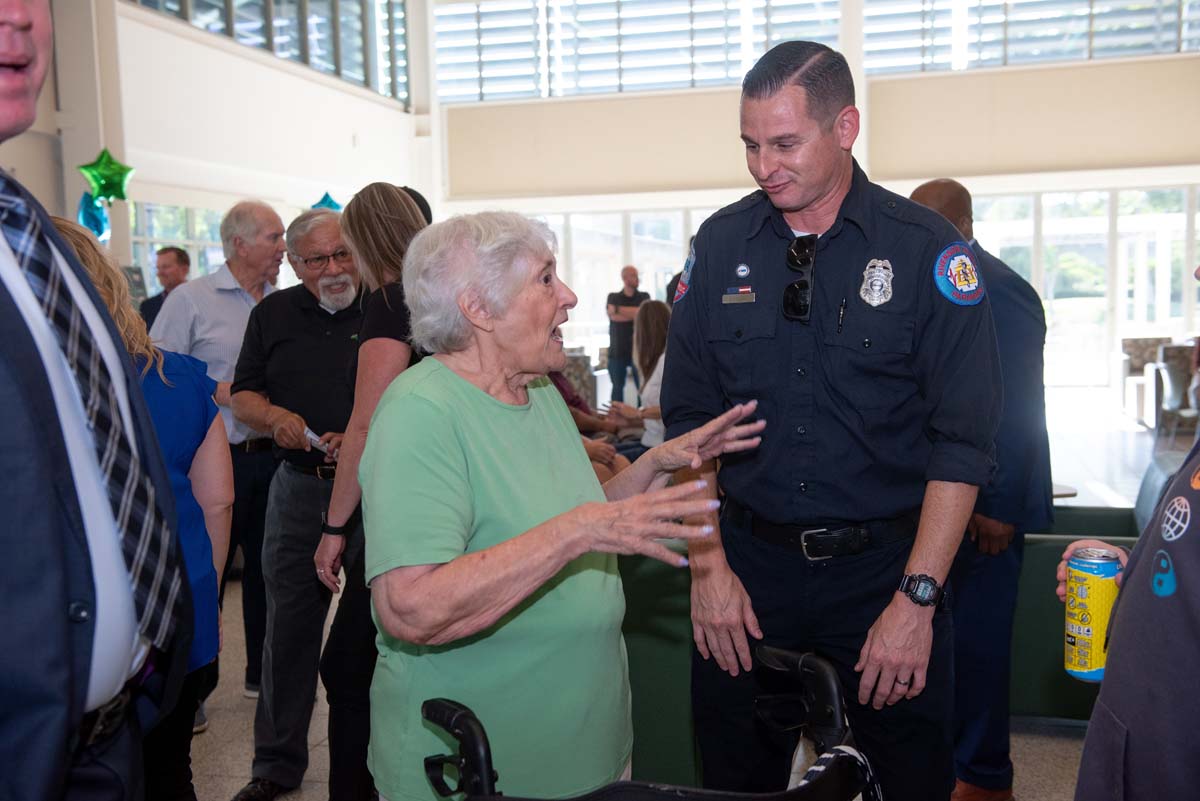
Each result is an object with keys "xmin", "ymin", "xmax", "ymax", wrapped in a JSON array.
[{"xmin": 800, "ymin": 528, "xmax": 832, "ymax": 561}]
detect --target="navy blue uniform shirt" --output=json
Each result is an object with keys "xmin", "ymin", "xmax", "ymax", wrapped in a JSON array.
[{"xmin": 663, "ymin": 162, "xmax": 1001, "ymax": 524}]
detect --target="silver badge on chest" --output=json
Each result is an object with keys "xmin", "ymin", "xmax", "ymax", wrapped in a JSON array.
[{"xmin": 859, "ymin": 259, "xmax": 894, "ymax": 307}]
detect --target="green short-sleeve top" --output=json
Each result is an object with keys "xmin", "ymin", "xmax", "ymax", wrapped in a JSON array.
[{"xmin": 360, "ymin": 358, "xmax": 632, "ymax": 801}]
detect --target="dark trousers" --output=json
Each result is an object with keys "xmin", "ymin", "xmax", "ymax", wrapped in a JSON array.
[
  {"xmin": 607, "ymin": 356, "xmax": 639, "ymax": 403},
  {"xmin": 64, "ymin": 705, "xmax": 144, "ymax": 801},
  {"xmin": 223, "ymin": 445, "xmax": 276, "ymax": 688},
  {"xmin": 692, "ymin": 503, "xmax": 955, "ymax": 801},
  {"xmin": 320, "ymin": 545, "xmax": 379, "ymax": 801},
  {"xmin": 142, "ymin": 663, "xmax": 218, "ymax": 801},
  {"xmin": 253, "ymin": 463, "xmax": 374, "ymax": 797},
  {"xmin": 947, "ymin": 531, "xmax": 1025, "ymax": 791}
]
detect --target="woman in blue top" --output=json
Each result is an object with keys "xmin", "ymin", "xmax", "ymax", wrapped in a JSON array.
[{"xmin": 54, "ymin": 219, "xmax": 234, "ymax": 801}]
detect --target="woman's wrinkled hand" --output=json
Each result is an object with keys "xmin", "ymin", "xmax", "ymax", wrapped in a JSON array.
[
  {"xmin": 1055, "ymin": 539, "xmax": 1128, "ymax": 601},
  {"xmin": 650, "ymin": 401, "xmax": 765, "ymax": 474},
  {"xmin": 569, "ymin": 479, "xmax": 721, "ymax": 567}
]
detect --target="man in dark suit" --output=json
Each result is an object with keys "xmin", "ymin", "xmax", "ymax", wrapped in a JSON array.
[
  {"xmin": 138, "ymin": 245, "xmax": 190, "ymax": 329},
  {"xmin": 912, "ymin": 179, "xmax": 1054, "ymax": 801},
  {"xmin": 0, "ymin": 3, "xmax": 191, "ymax": 799}
]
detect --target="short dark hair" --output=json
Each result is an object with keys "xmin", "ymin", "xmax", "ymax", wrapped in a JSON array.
[
  {"xmin": 742, "ymin": 41, "xmax": 855, "ymax": 127},
  {"xmin": 156, "ymin": 246, "xmax": 190, "ymax": 268}
]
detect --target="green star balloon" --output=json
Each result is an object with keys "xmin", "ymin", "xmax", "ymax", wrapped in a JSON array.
[{"xmin": 77, "ymin": 148, "xmax": 134, "ymax": 205}]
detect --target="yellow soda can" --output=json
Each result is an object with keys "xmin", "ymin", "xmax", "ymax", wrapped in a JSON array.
[{"xmin": 1064, "ymin": 547, "xmax": 1123, "ymax": 682}]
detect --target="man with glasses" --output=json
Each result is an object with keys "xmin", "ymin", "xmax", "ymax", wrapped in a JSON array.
[
  {"xmin": 152, "ymin": 201, "xmax": 283, "ymax": 709},
  {"xmin": 228, "ymin": 209, "xmax": 367, "ymax": 801},
  {"xmin": 662, "ymin": 41, "xmax": 1002, "ymax": 801}
]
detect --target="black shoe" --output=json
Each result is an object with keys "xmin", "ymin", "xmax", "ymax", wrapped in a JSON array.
[{"xmin": 230, "ymin": 778, "xmax": 290, "ymax": 801}]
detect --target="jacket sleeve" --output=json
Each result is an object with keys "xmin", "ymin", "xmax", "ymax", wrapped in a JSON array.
[{"xmin": 975, "ymin": 276, "xmax": 1051, "ymax": 527}]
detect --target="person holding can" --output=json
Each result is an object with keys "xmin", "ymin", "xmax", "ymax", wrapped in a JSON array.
[{"xmin": 1056, "ymin": 473, "xmax": 1199, "ymax": 800}]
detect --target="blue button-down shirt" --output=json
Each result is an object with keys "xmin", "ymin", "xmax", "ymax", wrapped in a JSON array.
[
  {"xmin": 149, "ymin": 264, "xmax": 274, "ymax": 444},
  {"xmin": 663, "ymin": 163, "xmax": 1001, "ymax": 525}
]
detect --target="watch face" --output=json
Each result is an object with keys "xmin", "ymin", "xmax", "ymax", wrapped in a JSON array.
[{"xmin": 913, "ymin": 581, "xmax": 937, "ymax": 603}]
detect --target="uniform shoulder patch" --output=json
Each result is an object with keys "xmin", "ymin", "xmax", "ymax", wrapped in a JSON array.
[
  {"xmin": 674, "ymin": 248, "xmax": 695, "ymax": 304},
  {"xmin": 933, "ymin": 242, "xmax": 985, "ymax": 306}
]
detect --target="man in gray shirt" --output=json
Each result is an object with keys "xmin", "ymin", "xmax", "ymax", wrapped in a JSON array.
[{"xmin": 151, "ymin": 200, "xmax": 283, "ymax": 700}]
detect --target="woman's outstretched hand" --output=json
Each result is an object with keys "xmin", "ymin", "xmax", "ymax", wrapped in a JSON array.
[
  {"xmin": 570, "ymin": 479, "xmax": 721, "ymax": 567},
  {"xmin": 651, "ymin": 401, "xmax": 765, "ymax": 474}
]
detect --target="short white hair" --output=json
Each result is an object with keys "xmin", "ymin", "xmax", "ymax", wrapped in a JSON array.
[
  {"xmin": 403, "ymin": 212, "xmax": 556, "ymax": 355},
  {"xmin": 286, "ymin": 208, "xmax": 341, "ymax": 254},
  {"xmin": 220, "ymin": 200, "xmax": 276, "ymax": 260}
]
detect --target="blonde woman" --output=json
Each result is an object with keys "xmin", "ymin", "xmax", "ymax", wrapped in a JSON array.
[{"xmin": 53, "ymin": 218, "xmax": 233, "ymax": 801}]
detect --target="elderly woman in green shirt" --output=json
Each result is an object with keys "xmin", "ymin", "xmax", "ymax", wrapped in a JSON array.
[{"xmin": 359, "ymin": 211, "xmax": 763, "ymax": 801}]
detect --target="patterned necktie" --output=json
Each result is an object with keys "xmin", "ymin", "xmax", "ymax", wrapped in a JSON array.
[{"xmin": 0, "ymin": 172, "xmax": 182, "ymax": 649}]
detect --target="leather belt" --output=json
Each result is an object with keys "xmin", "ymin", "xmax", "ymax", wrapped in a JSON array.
[
  {"xmin": 740, "ymin": 504, "xmax": 918, "ymax": 561},
  {"xmin": 286, "ymin": 462, "xmax": 337, "ymax": 480},
  {"xmin": 74, "ymin": 687, "xmax": 131, "ymax": 754},
  {"xmin": 233, "ymin": 438, "xmax": 274, "ymax": 454}
]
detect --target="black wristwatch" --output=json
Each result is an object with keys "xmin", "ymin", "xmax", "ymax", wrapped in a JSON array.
[
  {"xmin": 321, "ymin": 511, "xmax": 349, "ymax": 537},
  {"xmin": 898, "ymin": 573, "xmax": 944, "ymax": 607}
]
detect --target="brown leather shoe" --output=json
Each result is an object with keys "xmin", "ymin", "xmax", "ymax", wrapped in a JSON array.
[{"xmin": 950, "ymin": 779, "xmax": 1014, "ymax": 801}]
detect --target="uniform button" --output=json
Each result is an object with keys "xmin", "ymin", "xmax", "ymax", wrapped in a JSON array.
[
  {"xmin": 734, "ymin": 329, "xmax": 743, "ymax": 339},
  {"xmin": 863, "ymin": 338, "xmax": 872, "ymax": 349},
  {"xmin": 887, "ymin": 200, "xmax": 896, "ymax": 209},
  {"xmin": 799, "ymin": 482, "xmax": 808, "ymax": 493},
  {"xmin": 797, "ymin": 367, "xmax": 807, "ymax": 377},
  {"xmin": 68, "ymin": 601, "xmax": 91, "ymax": 623},
  {"xmin": 796, "ymin": 425, "xmax": 806, "ymax": 435}
]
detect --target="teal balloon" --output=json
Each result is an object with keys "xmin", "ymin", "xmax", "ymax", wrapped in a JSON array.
[
  {"xmin": 76, "ymin": 191, "xmax": 110, "ymax": 243},
  {"xmin": 311, "ymin": 192, "xmax": 343, "ymax": 211}
]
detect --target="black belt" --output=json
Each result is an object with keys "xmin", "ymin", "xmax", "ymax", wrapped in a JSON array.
[
  {"xmin": 74, "ymin": 687, "xmax": 131, "ymax": 754},
  {"xmin": 737, "ymin": 502, "xmax": 918, "ymax": 561},
  {"xmin": 285, "ymin": 462, "xmax": 337, "ymax": 480},
  {"xmin": 233, "ymin": 438, "xmax": 274, "ymax": 453}
]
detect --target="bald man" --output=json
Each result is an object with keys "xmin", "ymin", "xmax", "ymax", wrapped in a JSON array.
[
  {"xmin": 606, "ymin": 265, "xmax": 649, "ymax": 403},
  {"xmin": 911, "ymin": 180, "xmax": 1054, "ymax": 801}
]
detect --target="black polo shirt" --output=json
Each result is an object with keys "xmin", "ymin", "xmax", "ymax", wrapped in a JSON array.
[
  {"xmin": 662, "ymin": 161, "xmax": 1001, "ymax": 525},
  {"xmin": 232, "ymin": 284, "xmax": 363, "ymax": 467},
  {"xmin": 607, "ymin": 289, "xmax": 649, "ymax": 360}
]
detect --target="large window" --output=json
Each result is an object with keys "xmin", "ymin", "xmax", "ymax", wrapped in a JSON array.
[
  {"xmin": 132, "ymin": 0, "xmax": 409, "ymax": 105},
  {"xmin": 129, "ymin": 202, "xmax": 227, "ymax": 296},
  {"xmin": 435, "ymin": 0, "xmax": 839, "ymax": 102},
  {"xmin": 863, "ymin": 0, "xmax": 1199, "ymax": 73},
  {"xmin": 435, "ymin": 0, "xmax": 1199, "ymax": 100}
]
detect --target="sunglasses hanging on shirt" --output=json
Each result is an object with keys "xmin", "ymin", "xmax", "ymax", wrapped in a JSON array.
[{"xmin": 783, "ymin": 234, "xmax": 818, "ymax": 323}]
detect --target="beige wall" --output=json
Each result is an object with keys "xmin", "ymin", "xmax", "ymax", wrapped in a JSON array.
[
  {"xmin": 444, "ymin": 88, "xmax": 754, "ymax": 200},
  {"xmin": 115, "ymin": 5, "xmax": 418, "ymax": 211},
  {"xmin": 869, "ymin": 54, "xmax": 1200, "ymax": 180},
  {"xmin": 443, "ymin": 54, "xmax": 1200, "ymax": 200}
]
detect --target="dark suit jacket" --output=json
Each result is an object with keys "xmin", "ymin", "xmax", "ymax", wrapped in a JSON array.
[
  {"xmin": 139, "ymin": 291, "xmax": 165, "ymax": 330},
  {"xmin": 972, "ymin": 242, "xmax": 1054, "ymax": 533},
  {"xmin": 0, "ymin": 180, "xmax": 192, "ymax": 801}
]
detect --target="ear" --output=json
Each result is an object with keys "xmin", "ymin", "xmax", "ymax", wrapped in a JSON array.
[
  {"xmin": 287, "ymin": 252, "xmax": 306, "ymax": 280},
  {"xmin": 833, "ymin": 105, "xmax": 860, "ymax": 153},
  {"xmin": 458, "ymin": 290, "xmax": 495, "ymax": 334}
]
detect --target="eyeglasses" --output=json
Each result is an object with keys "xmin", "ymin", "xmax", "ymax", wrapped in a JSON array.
[
  {"xmin": 782, "ymin": 234, "xmax": 817, "ymax": 323},
  {"xmin": 299, "ymin": 248, "xmax": 354, "ymax": 271}
]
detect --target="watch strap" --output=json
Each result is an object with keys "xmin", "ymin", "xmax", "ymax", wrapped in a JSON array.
[{"xmin": 321, "ymin": 508, "xmax": 359, "ymax": 537}]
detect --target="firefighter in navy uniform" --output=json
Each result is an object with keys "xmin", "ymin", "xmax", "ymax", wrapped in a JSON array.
[{"xmin": 662, "ymin": 41, "xmax": 1002, "ymax": 801}]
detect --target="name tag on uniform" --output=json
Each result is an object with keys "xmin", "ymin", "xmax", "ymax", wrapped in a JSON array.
[{"xmin": 722, "ymin": 286, "xmax": 756, "ymax": 304}]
